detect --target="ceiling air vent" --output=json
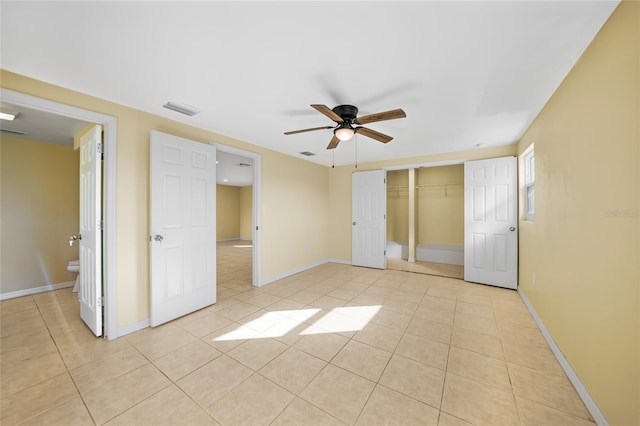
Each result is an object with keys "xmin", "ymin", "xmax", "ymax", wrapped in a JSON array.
[
  {"xmin": 238, "ymin": 163, "xmax": 251, "ymax": 167},
  {"xmin": 163, "ymin": 102, "xmax": 200, "ymax": 117},
  {"xmin": 299, "ymin": 151, "xmax": 316, "ymax": 157},
  {"xmin": 0, "ymin": 128, "xmax": 27, "ymax": 136}
]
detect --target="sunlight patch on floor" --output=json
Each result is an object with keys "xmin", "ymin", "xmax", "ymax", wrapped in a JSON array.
[{"xmin": 212, "ymin": 305, "xmax": 381, "ymax": 341}]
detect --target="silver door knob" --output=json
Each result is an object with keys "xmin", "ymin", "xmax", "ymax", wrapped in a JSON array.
[
  {"xmin": 509, "ymin": 227, "xmax": 516, "ymax": 232},
  {"xmin": 154, "ymin": 234, "xmax": 164, "ymax": 242},
  {"xmin": 352, "ymin": 222, "xmax": 356, "ymax": 225},
  {"xmin": 69, "ymin": 234, "xmax": 82, "ymax": 246}
]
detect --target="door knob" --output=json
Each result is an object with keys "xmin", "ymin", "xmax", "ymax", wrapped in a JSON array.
[
  {"xmin": 154, "ymin": 234, "xmax": 164, "ymax": 243},
  {"xmin": 352, "ymin": 222, "xmax": 356, "ymax": 226},
  {"xmin": 68, "ymin": 234, "xmax": 82, "ymax": 247},
  {"xmin": 509, "ymin": 227, "xmax": 516, "ymax": 232}
]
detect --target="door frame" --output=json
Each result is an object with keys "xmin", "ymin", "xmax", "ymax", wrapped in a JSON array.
[
  {"xmin": 210, "ymin": 142, "xmax": 262, "ymax": 287},
  {"xmin": 1, "ymin": 88, "xmax": 118, "ymax": 339}
]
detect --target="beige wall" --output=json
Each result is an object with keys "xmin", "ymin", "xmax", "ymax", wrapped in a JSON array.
[
  {"xmin": 516, "ymin": 2, "xmax": 639, "ymax": 424},
  {"xmin": 261, "ymin": 150, "xmax": 329, "ymax": 279},
  {"xmin": 216, "ymin": 184, "xmax": 240, "ymax": 240},
  {"xmin": 0, "ymin": 70, "xmax": 331, "ymax": 328},
  {"xmin": 239, "ymin": 186, "xmax": 252, "ymax": 240},
  {"xmin": 417, "ymin": 165, "xmax": 464, "ymax": 246},
  {"xmin": 328, "ymin": 145, "xmax": 516, "ymax": 261},
  {"xmin": 387, "ymin": 170, "xmax": 408, "ymax": 242},
  {"xmin": 1, "ymin": 136, "xmax": 79, "ymax": 293}
]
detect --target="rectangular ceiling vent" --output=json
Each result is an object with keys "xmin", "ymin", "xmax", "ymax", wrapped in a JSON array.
[
  {"xmin": 238, "ymin": 162, "xmax": 251, "ymax": 167},
  {"xmin": 299, "ymin": 151, "xmax": 316, "ymax": 157},
  {"xmin": 0, "ymin": 128, "xmax": 27, "ymax": 136},
  {"xmin": 163, "ymin": 102, "xmax": 200, "ymax": 117}
]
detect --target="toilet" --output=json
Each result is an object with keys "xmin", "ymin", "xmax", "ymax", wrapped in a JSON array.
[{"xmin": 67, "ymin": 259, "xmax": 80, "ymax": 292}]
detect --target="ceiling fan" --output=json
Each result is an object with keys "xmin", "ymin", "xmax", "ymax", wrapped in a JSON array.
[{"xmin": 284, "ymin": 104, "xmax": 406, "ymax": 150}]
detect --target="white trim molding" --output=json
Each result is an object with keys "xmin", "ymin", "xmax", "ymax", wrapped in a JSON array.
[
  {"xmin": 113, "ymin": 318, "xmax": 150, "ymax": 339},
  {"xmin": 260, "ymin": 259, "xmax": 330, "ymax": 287},
  {"xmin": 518, "ymin": 289, "xmax": 609, "ymax": 426},
  {"xmin": 417, "ymin": 243, "xmax": 464, "ymax": 265},
  {"xmin": 0, "ymin": 281, "xmax": 75, "ymax": 301}
]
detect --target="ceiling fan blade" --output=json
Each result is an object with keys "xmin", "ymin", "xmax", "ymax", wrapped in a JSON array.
[
  {"xmin": 356, "ymin": 127, "xmax": 393, "ymax": 143},
  {"xmin": 284, "ymin": 126, "xmax": 333, "ymax": 135},
  {"xmin": 311, "ymin": 104, "xmax": 343, "ymax": 123},
  {"xmin": 327, "ymin": 135, "xmax": 340, "ymax": 150},
  {"xmin": 356, "ymin": 108, "xmax": 406, "ymax": 125}
]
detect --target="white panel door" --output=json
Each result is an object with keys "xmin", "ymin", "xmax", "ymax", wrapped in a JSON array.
[
  {"xmin": 464, "ymin": 156, "xmax": 518, "ymax": 289},
  {"xmin": 150, "ymin": 131, "xmax": 217, "ymax": 327},
  {"xmin": 352, "ymin": 170, "xmax": 387, "ymax": 269},
  {"xmin": 79, "ymin": 125, "xmax": 102, "ymax": 336}
]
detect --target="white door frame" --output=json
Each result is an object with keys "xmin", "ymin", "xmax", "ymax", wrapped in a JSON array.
[
  {"xmin": 210, "ymin": 142, "xmax": 262, "ymax": 287},
  {"xmin": 1, "ymin": 88, "xmax": 118, "ymax": 339}
]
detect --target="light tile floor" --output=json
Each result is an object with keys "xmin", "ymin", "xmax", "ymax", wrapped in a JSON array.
[{"xmin": 0, "ymin": 240, "xmax": 594, "ymax": 425}]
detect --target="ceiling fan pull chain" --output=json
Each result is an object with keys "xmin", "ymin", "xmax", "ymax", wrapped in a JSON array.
[
  {"xmin": 332, "ymin": 149, "xmax": 335, "ymax": 168},
  {"xmin": 355, "ymin": 134, "xmax": 358, "ymax": 169}
]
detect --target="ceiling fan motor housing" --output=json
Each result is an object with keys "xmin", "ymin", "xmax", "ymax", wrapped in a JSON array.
[{"xmin": 332, "ymin": 105, "xmax": 358, "ymax": 122}]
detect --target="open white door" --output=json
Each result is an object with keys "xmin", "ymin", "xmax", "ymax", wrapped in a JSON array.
[
  {"xmin": 464, "ymin": 156, "xmax": 518, "ymax": 289},
  {"xmin": 79, "ymin": 125, "xmax": 103, "ymax": 336},
  {"xmin": 352, "ymin": 170, "xmax": 387, "ymax": 269},
  {"xmin": 150, "ymin": 131, "xmax": 217, "ymax": 327}
]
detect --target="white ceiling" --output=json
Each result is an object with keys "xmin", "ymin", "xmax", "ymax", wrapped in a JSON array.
[
  {"xmin": 0, "ymin": 1, "xmax": 618, "ymax": 167},
  {"xmin": 217, "ymin": 151, "xmax": 253, "ymax": 187},
  {"xmin": 0, "ymin": 101, "xmax": 91, "ymax": 146}
]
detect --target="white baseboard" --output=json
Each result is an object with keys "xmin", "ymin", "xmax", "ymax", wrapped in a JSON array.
[
  {"xmin": 417, "ymin": 243, "xmax": 463, "ymax": 265},
  {"xmin": 328, "ymin": 258, "xmax": 351, "ymax": 265},
  {"xmin": 260, "ymin": 258, "xmax": 331, "ymax": 287},
  {"xmin": 217, "ymin": 238, "xmax": 241, "ymax": 242},
  {"xmin": 0, "ymin": 281, "xmax": 75, "ymax": 301},
  {"xmin": 111, "ymin": 318, "xmax": 150, "ymax": 340},
  {"xmin": 518, "ymin": 289, "xmax": 609, "ymax": 426}
]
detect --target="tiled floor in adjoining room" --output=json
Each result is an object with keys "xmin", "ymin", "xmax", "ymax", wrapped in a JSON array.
[
  {"xmin": 0, "ymin": 240, "xmax": 595, "ymax": 425},
  {"xmin": 387, "ymin": 258, "xmax": 464, "ymax": 280}
]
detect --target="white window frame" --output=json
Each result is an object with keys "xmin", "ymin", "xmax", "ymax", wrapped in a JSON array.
[{"xmin": 523, "ymin": 146, "xmax": 535, "ymax": 221}]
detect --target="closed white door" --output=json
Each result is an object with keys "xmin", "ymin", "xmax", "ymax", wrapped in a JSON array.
[
  {"xmin": 352, "ymin": 170, "xmax": 387, "ymax": 269},
  {"xmin": 79, "ymin": 125, "xmax": 103, "ymax": 336},
  {"xmin": 464, "ymin": 156, "xmax": 518, "ymax": 289},
  {"xmin": 150, "ymin": 131, "xmax": 217, "ymax": 327}
]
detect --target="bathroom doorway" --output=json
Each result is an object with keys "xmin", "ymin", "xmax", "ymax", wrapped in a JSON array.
[{"xmin": 0, "ymin": 89, "xmax": 117, "ymax": 338}]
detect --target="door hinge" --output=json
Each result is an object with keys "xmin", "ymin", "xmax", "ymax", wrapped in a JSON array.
[
  {"xmin": 384, "ymin": 250, "xmax": 386, "ymax": 255},
  {"xmin": 256, "ymin": 226, "xmax": 259, "ymax": 231},
  {"xmin": 384, "ymin": 214, "xmax": 386, "ymax": 219},
  {"xmin": 98, "ymin": 220, "xmax": 104, "ymax": 230},
  {"xmin": 97, "ymin": 143, "xmax": 104, "ymax": 154},
  {"xmin": 97, "ymin": 296, "xmax": 104, "ymax": 307},
  {"xmin": 384, "ymin": 178, "xmax": 386, "ymax": 183}
]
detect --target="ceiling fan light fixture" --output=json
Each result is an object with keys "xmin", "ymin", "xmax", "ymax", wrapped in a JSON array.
[{"xmin": 334, "ymin": 125, "xmax": 355, "ymax": 141}]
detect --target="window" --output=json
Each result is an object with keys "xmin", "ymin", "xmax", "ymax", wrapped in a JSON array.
[{"xmin": 524, "ymin": 147, "xmax": 534, "ymax": 221}]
